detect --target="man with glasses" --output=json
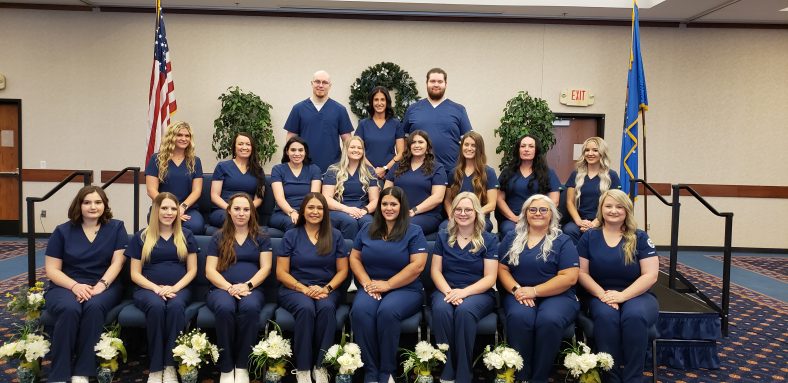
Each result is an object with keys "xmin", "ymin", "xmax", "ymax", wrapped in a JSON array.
[{"xmin": 285, "ymin": 70, "xmax": 354, "ymax": 172}]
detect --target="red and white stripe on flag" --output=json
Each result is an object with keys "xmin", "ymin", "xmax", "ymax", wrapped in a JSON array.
[{"xmin": 146, "ymin": 6, "xmax": 176, "ymax": 166}]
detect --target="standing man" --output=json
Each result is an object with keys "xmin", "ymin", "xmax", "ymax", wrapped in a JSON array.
[
  {"xmin": 284, "ymin": 70, "xmax": 354, "ymax": 173},
  {"xmin": 401, "ymin": 68, "xmax": 473, "ymax": 178}
]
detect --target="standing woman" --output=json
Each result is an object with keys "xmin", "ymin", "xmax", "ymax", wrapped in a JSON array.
[
  {"xmin": 44, "ymin": 186, "xmax": 128, "ymax": 383},
  {"xmin": 577, "ymin": 189, "xmax": 659, "ymax": 383},
  {"xmin": 209, "ymin": 132, "xmax": 266, "ymax": 228},
  {"xmin": 277, "ymin": 193, "xmax": 348, "ymax": 383},
  {"xmin": 496, "ymin": 135, "xmax": 561, "ymax": 236},
  {"xmin": 126, "ymin": 192, "xmax": 198, "ymax": 383},
  {"xmin": 205, "ymin": 193, "xmax": 273, "ymax": 383},
  {"xmin": 564, "ymin": 137, "xmax": 621, "ymax": 244},
  {"xmin": 270, "ymin": 137, "xmax": 323, "ymax": 233},
  {"xmin": 350, "ymin": 187, "xmax": 428, "ymax": 383},
  {"xmin": 322, "ymin": 136, "xmax": 380, "ymax": 239},
  {"xmin": 146, "ymin": 121, "xmax": 205, "ymax": 234},
  {"xmin": 498, "ymin": 195, "xmax": 579, "ymax": 383},
  {"xmin": 431, "ymin": 192, "xmax": 498, "ymax": 383},
  {"xmin": 442, "ymin": 131, "xmax": 498, "ymax": 232},
  {"xmin": 355, "ymin": 86, "xmax": 405, "ymax": 179},
  {"xmin": 383, "ymin": 130, "xmax": 447, "ymax": 237}
]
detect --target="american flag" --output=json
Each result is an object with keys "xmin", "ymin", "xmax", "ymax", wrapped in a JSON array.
[{"xmin": 146, "ymin": 3, "xmax": 177, "ymax": 165}]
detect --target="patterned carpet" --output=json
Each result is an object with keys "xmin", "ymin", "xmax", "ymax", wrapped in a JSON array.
[
  {"xmin": 0, "ymin": 240, "xmax": 46, "ymax": 261},
  {"xmin": 707, "ymin": 255, "xmax": 788, "ymax": 284},
  {"xmin": 0, "ymin": 246, "xmax": 786, "ymax": 382}
]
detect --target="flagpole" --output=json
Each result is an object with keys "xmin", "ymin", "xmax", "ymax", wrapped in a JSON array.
[{"xmin": 641, "ymin": 109, "xmax": 648, "ymax": 233}]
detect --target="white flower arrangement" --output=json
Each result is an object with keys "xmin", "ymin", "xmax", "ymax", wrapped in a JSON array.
[
  {"xmin": 323, "ymin": 334, "xmax": 364, "ymax": 375},
  {"xmin": 0, "ymin": 323, "xmax": 50, "ymax": 372},
  {"xmin": 173, "ymin": 328, "xmax": 219, "ymax": 375},
  {"xmin": 94, "ymin": 324, "xmax": 127, "ymax": 372},
  {"xmin": 5, "ymin": 281, "xmax": 46, "ymax": 320},
  {"xmin": 476, "ymin": 343, "xmax": 523, "ymax": 382},
  {"xmin": 400, "ymin": 341, "xmax": 449, "ymax": 380},
  {"xmin": 249, "ymin": 322, "xmax": 292, "ymax": 378},
  {"xmin": 561, "ymin": 340, "xmax": 614, "ymax": 383}
]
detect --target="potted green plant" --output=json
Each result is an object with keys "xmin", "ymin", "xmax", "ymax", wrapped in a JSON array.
[
  {"xmin": 213, "ymin": 86, "xmax": 277, "ymax": 163},
  {"xmin": 494, "ymin": 91, "xmax": 556, "ymax": 172}
]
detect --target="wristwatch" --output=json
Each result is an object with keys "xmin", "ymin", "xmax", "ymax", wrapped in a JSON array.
[
  {"xmin": 411, "ymin": 206, "xmax": 418, "ymax": 214},
  {"xmin": 99, "ymin": 279, "xmax": 109, "ymax": 288},
  {"xmin": 511, "ymin": 285, "xmax": 520, "ymax": 294},
  {"xmin": 180, "ymin": 203, "xmax": 188, "ymax": 209},
  {"xmin": 325, "ymin": 284, "xmax": 334, "ymax": 293},
  {"xmin": 383, "ymin": 165, "xmax": 389, "ymax": 171},
  {"xmin": 246, "ymin": 281, "xmax": 254, "ymax": 291}
]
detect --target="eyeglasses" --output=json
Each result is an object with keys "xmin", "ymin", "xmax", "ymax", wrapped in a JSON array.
[
  {"xmin": 526, "ymin": 207, "xmax": 550, "ymax": 215},
  {"xmin": 453, "ymin": 208, "xmax": 475, "ymax": 215},
  {"xmin": 311, "ymin": 80, "xmax": 331, "ymax": 86}
]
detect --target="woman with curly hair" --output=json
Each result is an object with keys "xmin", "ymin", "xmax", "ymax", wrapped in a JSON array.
[{"xmin": 145, "ymin": 121, "xmax": 205, "ymax": 234}]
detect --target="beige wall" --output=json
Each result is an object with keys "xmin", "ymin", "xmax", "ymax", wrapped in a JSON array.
[{"xmin": 1, "ymin": 9, "xmax": 786, "ymax": 248}]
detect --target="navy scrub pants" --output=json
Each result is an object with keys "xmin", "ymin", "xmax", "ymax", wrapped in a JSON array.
[
  {"xmin": 206, "ymin": 288, "xmax": 265, "ymax": 373},
  {"xmin": 133, "ymin": 288, "xmax": 191, "ymax": 372},
  {"xmin": 278, "ymin": 288, "xmax": 340, "ymax": 370}
]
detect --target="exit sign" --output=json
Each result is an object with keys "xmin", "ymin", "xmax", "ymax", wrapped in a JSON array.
[{"xmin": 560, "ymin": 89, "xmax": 595, "ymax": 107}]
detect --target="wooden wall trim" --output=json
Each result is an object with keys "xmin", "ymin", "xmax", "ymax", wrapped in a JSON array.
[
  {"xmin": 639, "ymin": 183, "xmax": 788, "ymax": 199},
  {"xmin": 21, "ymin": 169, "xmax": 93, "ymax": 183},
  {"xmin": 100, "ymin": 170, "xmax": 146, "ymax": 185}
]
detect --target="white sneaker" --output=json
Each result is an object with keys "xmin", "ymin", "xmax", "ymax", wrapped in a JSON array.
[
  {"xmin": 296, "ymin": 370, "xmax": 313, "ymax": 383},
  {"xmin": 440, "ymin": 380, "xmax": 455, "ymax": 383},
  {"xmin": 388, "ymin": 376, "xmax": 396, "ymax": 383},
  {"xmin": 72, "ymin": 377, "xmax": 89, "ymax": 383},
  {"xmin": 313, "ymin": 367, "xmax": 329, "ymax": 383},
  {"xmin": 163, "ymin": 366, "xmax": 178, "ymax": 383},
  {"xmin": 147, "ymin": 371, "xmax": 163, "ymax": 383},
  {"xmin": 219, "ymin": 371, "xmax": 235, "ymax": 383},
  {"xmin": 234, "ymin": 368, "xmax": 249, "ymax": 383}
]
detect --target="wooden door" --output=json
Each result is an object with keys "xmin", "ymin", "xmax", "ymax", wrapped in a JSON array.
[
  {"xmin": 546, "ymin": 117, "xmax": 601, "ymax": 184},
  {"xmin": 0, "ymin": 101, "xmax": 21, "ymax": 235}
]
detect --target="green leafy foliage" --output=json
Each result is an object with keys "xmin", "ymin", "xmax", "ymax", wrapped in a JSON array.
[
  {"xmin": 349, "ymin": 62, "xmax": 420, "ymax": 120},
  {"xmin": 494, "ymin": 91, "xmax": 556, "ymax": 172},
  {"xmin": 213, "ymin": 86, "xmax": 277, "ymax": 164}
]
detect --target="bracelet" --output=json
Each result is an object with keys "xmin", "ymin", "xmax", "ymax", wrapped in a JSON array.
[
  {"xmin": 70, "ymin": 282, "xmax": 78, "ymax": 291},
  {"xmin": 99, "ymin": 279, "xmax": 109, "ymax": 288},
  {"xmin": 361, "ymin": 206, "xmax": 369, "ymax": 213}
]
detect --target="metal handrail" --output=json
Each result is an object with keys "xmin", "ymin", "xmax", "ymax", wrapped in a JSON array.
[
  {"xmin": 101, "ymin": 167, "xmax": 141, "ymax": 233},
  {"xmin": 25, "ymin": 171, "xmax": 93, "ymax": 286}
]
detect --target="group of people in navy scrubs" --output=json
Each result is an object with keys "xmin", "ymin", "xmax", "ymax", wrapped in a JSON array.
[{"xmin": 41, "ymin": 67, "xmax": 659, "ymax": 383}]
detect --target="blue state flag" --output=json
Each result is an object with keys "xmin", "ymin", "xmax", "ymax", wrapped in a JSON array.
[{"xmin": 620, "ymin": 0, "xmax": 648, "ymax": 197}]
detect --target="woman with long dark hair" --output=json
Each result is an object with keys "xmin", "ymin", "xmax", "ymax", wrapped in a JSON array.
[
  {"xmin": 277, "ymin": 193, "xmax": 348, "ymax": 383},
  {"xmin": 270, "ymin": 136, "xmax": 323, "ymax": 233},
  {"xmin": 355, "ymin": 86, "xmax": 405, "ymax": 179},
  {"xmin": 350, "ymin": 187, "xmax": 428, "ymax": 383},
  {"xmin": 442, "ymin": 131, "xmax": 497, "ymax": 232},
  {"xmin": 209, "ymin": 132, "xmax": 266, "ymax": 228},
  {"xmin": 205, "ymin": 194, "xmax": 273, "ymax": 383},
  {"xmin": 127, "ymin": 192, "xmax": 197, "ymax": 383},
  {"xmin": 496, "ymin": 135, "xmax": 561, "ymax": 235},
  {"xmin": 383, "ymin": 130, "xmax": 447, "ymax": 237},
  {"xmin": 44, "ymin": 186, "xmax": 128, "ymax": 383}
]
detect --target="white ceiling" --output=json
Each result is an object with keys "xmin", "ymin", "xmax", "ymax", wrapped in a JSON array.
[{"xmin": 4, "ymin": 0, "xmax": 788, "ymax": 24}]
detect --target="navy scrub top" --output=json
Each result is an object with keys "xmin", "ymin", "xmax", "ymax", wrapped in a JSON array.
[
  {"xmin": 125, "ymin": 228, "xmax": 198, "ymax": 286},
  {"xmin": 271, "ymin": 163, "xmax": 323, "ymax": 212},
  {"xmin": 46, "ymin": 219, "xmax": 128, "ymax": 284},
  {"xmin": 145, "ymin": 153, "xmax": 204, "ymax": 204},
  {"xmin": 280, "ymin": 227, "xmax": 347, "ymax": 286},
  {"xmin": 401, "ymin": 99, "xmax": 472, "ymax": 173},
  {"xmin": 323, "ymin": 166, "xmax": 379, "ymax": 208},
  {"xmin": 577, "ymin": 229, "xmax": 657, "ymax": 291},
  {"xmin": 355, "ymin": 118, "xmax": 404, "ymax": 169},
  {"xmin": 501, "ymin": 169, "xmax": 561, "ymax": 215},
  {"xmin": 498, "ymin": 232, "xmax": 579, "ymax": 298},
  {"xmin": 212, "ymin": 160, "xmax": 261, "ymax": 204},
  {"xmin": 565, "ymin": 170, "xmax": 621, "ymax": 220},
  {"xmin": 385, "ymin": 162, "xmax": 448, "ymax": 218},
  {"xmin": 353, "ymin": 224, "xmax": 428, "ymax": 292},
  {"xmin": 207, "ymin": 232, "xmax": 273, "ymax": 284},
  {"xmin": 283, "ymin": 98, "xmax": 354, "ymax": 173},
  {"xmin": 433, "ymin": 230, "xmax": 499, "ymax": 290}
]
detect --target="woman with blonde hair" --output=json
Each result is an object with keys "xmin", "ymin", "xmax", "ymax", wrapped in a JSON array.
[
  {"xmin": 145, "ymin": 121, "xmax": 205, "ymax": 234},
  {"xmin": 126, "ymin": 192, "xmax": 198, "ymax": 383},
  {"xmin": 442, "ymin": 131, "xmax": 498, "ymax": 232},
  {"xmin": 205, "ymin": 193, "xmax": 273, "ymax": 383},
  {"xmin": 564, "ymin": 137, "xmax": 621, "ymax": 244},
  {"xmin": 577, "ymin": 189, "xmax": 659, "ymax": 383},
  {"xmin": 431, "ymin": 192, "xmax": 498, "ymax": 383},
  {"xmin": 322, "ymin": 136, "xmax": 380, "ymax": 239},
  {"xmin": 498, "ymin": 194, "xmax": 579, "ymax": 383}
]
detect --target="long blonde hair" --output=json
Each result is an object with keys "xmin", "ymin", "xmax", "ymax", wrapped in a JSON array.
[
  {"xmin": 156, "ymin": 121, "xmax": 197, "ymax": 182},
  {"xmin": 505, "ymin": 194, "xmax": 562, "ymax": 266},
  {"xmin": 328, "ymin": 136, "xmax": 374, "ymax": 202},
  {"xmin": 573, "ymin": 137, "xmax": 612, "ymax": 205},
  {"xmin": 141, "ymin": 192, "xmax": 188, "ymax": 264},
  {"xmin": 596, "ymin": 189, "xmax": 638, "ymax": 265},
  {"xmin": 446, "ymin": 192, "xmax": 486, "ymax": 253}
]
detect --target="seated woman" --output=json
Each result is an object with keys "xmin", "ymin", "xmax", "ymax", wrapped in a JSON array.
[
  {"xmin": 496, "ymin": 135, "xmax": 561, "ymax": 236},
  {"xmin": 564, "ymin": 137, "xmax": 621, "ymax": 244},
  {"xmin": 145, "ymin": 121, "xmax": 205, "ymax": 234},
  {"xmin": 498, "ymin": 195, "xmax": 579, "ymax": 383},
  {"xmin": 350, "ymin": 187, "xmax": 428, "ymax": 383},
  {"xmin": 384, "ymin": 130, "xmax": 447, "ymax": 237},
  {"xmin": 205, "ymin": 193, "xmax": 273, "ymax": 383},
  {"xmin": 126, "ymin": 192, "xmax": 197, "ymax": 383},
  {"xmin": 322, "ymin": 136, "xmax": 379, "ymax": 239},
  {"xmin": 209, "ymin": 132, "xmax": 266, "ymax": 228},
  {"xmin": 431, "ymin": 192, "xmax": 498, "ymax": 383},
  {"xmin": 442, "ymin": 131, "xmax": 498, "ymax": 232},
  {"xmin": 277, "ymin": 193, "xmax": 348, "ymax": 383},
  {"xmin": 270, "ymin": 136, "xmax": 323, "ymax": 233},
  {"xmin": 355, "ymin": 86, "xmax": 405, "ymax": 179},
  {"xmin": 577, "ymin": 189, "xmax": 659, "ymax": 383},
  {"xmin": 44, "ymin": 186, "xmax": 128, "ymax": 383}
]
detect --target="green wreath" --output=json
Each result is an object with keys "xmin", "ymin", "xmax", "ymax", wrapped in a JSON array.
[{"xmin": 349, "ymin": 62, "xmax": 420, "ymax": 120}]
